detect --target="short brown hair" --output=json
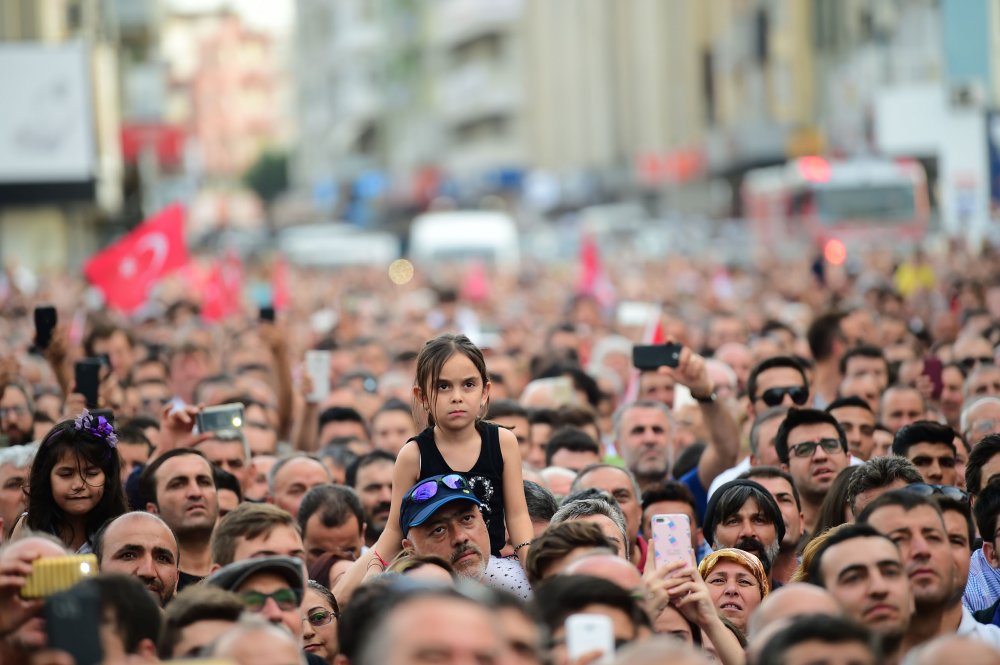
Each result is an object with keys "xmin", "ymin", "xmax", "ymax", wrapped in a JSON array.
[
  {"xmin": 158, "ymin": 585, "xmax": 243, "ymax": 659},
  {"xmin": 524, "ymin": 520, "xmax": 616, "ymax": 586},
  {"xmin": 210, "ymin": 503, "xmax": 298, "ymax": 566}
]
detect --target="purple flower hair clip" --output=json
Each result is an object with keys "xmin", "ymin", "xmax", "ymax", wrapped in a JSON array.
[{"xmin": 74, "ymin": 409, "xmax": 118, "ymax": 448}]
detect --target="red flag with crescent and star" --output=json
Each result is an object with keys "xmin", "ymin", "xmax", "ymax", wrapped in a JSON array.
[{"xmin": 83, "ymin": 204, "xmax": 189, "ymax": 313}]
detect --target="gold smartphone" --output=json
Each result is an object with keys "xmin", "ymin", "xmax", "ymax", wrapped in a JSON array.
[{"xmin": 21, "ymin": 554, "xmax": 98, "ymax": 599}]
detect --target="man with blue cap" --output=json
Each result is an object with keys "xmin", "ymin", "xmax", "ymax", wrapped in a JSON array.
[{"xmin": 399, "ymin": 473, "xmax": 492, "ymax": 580}]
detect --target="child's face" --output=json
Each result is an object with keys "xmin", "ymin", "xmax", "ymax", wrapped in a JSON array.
[
  {"xmin": 50, "ymin": 450, "xmax": 105, "ymax": 517},
  {"xmin": 422, "ymin": 353, "xmax": 490, "ymax": 430}
]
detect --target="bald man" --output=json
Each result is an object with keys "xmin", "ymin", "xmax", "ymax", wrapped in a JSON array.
[
  {"xmin": 563, "ymin": 552, "xmax": 643, "ymax": 594},
  {"xmin": 95, "ymin": 511, "xmax": 180, "ymax": 606}
]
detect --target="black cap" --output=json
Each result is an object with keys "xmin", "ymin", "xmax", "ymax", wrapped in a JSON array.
[
  {"xmin": 204, "ymin": 555, "xmax": 305, "ymax": 604},
  {"xmin": 703, "ymin": 479, "xmax": 786, "ymax": 546}
]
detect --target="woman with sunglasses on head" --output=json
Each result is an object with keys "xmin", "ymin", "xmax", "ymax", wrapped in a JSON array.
[{"xmin": 302, "ymin": 580, "xmax": 340, "ymax": 665}]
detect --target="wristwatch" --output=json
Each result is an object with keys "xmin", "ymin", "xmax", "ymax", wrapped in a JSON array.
[{"xmin": 692, "ymin": 390, "xmax": 718, "ymax": 404}]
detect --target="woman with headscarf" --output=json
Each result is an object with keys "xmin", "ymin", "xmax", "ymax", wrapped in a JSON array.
[{"xmin": 698, "ymin": 548, "xmax": 770, "ymax": 634}]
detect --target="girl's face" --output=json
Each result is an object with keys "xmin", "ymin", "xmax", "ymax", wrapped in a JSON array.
[
  {"xmin": 301, "ymin": 588, "xmax": 338, "ymax": 664},
  {"xmin": 420, "ymin": 353, "xmax": 490, "ymax": 431},
  {"xmin": 704, "ymin": 560, "xmax": 764, "ymax": 632},
  {"xmin": 50, "ymin": 450, "xmax": 105, "ymax": 517}
]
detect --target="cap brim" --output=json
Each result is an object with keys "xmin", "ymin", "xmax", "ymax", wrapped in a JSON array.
[
  {"xmin": 206, "ymin": 557, "xmax": 305, "ymax": 604},
  {"xmin": 404, "ymin": 493, "xmax": 481, "ymax": 535}
]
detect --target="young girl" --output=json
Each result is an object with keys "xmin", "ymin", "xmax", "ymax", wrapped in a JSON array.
[
  {"xmin": 374, "ymin": 334, "xmax": 533, "ymax": 566},
  {"xmin": 18, "ymin": 411, "xmax": 128, "ymax": 552}
]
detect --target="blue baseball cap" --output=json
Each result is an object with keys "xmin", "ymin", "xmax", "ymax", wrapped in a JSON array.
[{"xmin": 400, "ymin": 474, "xmax": 481, "ymax": 536}]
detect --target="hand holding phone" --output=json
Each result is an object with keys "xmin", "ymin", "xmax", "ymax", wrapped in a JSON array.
[
  {"xmin": 196, "ymin": 403, "xmax": 245, "ymax": 436},
  {"xmin": 21, "ymin": 555, "xmax": 98, "ymax": 599},
  {"xmin": 632, "ymin": 343, "xmax": 683, "ymax": 371},
  {"xmin": 305, "ymin": 350, "xmax": 331, "ymax": 404}
]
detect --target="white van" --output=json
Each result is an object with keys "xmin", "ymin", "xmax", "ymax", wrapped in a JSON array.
[{"xmin": 407, "ymin": 211, "xmax": 520, "ymax": 270}]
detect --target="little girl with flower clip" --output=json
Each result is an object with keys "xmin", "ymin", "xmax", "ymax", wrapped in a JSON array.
[{"xmin": 14, "ymin": 411, "xmax": 128, "ymax": 552}]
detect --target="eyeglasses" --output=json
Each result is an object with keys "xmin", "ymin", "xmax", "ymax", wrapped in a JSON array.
[
  {"xmin": 788, "ymin": 438, "xmax": 844, "ymax": 458},
  {"xmin": 0, "ymin": 406, "xmax": 29, "ymax": 419},
  {"xmin": 760, "ymin": 386, "xmax": 809, "ymax": 408},
  {"xmin": 968, "ymin": 419, "xmax": 1000, "ymax": 437},
  {"xmin": 408, "ymin": 474, "xmax": 471, "ymax": 503},
  {"xmin": 904, "ymin": 483, "xmax": 969, "ymax": 504},
  {"xmin": 958, "ymin": 357, "xmax": 995, "ymax": 370},
  {"xmin": 241, "ymin": 588, "xmax": 299, "ymax": 612},
  {"xmin": 304, "ymin": 607, "xmax": 337, "ymax": 627}
]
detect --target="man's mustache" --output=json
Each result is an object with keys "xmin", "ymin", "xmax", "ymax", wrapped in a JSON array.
[{"xmin": 450, "ymin": 543, "xmax": 481, "ymax": 564}]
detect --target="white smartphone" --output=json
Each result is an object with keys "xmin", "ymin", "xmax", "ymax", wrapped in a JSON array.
[
  {"xmin": 304, "ymin": 350, "xmax": 331, "ymax": 403},
  {"xmin": 565, "ymin": 613, "xmax": 614, "ymax": 664}
]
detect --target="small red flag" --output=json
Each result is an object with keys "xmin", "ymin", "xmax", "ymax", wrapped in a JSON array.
[
  {"xmin": 83, "ymin": 204, "xmax": 189, "ymax": 313},
  {"xmin": 272, "ymin": 255, "xmax": 290, "ymax": 311},
  {"xmin": 201, "ymin": 250, "xmax": 244, "ymax": 322}
]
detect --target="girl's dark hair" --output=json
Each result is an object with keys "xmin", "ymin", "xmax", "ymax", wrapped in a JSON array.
[
  {"xmin": 412, "ymin": 334, "xmax": 489, "ymax": 428},
  {"xmin": 27, "ymin": 419, "xmax": 128, "ymax": 547}
]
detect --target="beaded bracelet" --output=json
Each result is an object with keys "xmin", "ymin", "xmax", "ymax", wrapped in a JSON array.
[{"xmin": 513, "ymin": 541, "xmax": 531, "ymax": 554}]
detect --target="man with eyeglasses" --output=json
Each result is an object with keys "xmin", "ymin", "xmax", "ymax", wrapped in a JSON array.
[
  {"xmin": 953, "ymin": 335, "xmax": 996, "ymax": 372},
  {"xmin": 0, "ymin": 382, "xmax": 34, "ymax": 446},
  {"xmin": 972, "ymin": 481, "xmax": 1000, "ymax": 628},
  {"xmin": 964, "ymin": 435, "xmax": 1000, "ymax": 614},
  {"xmin": 961, "ymin": 396, "xmax": 1000, "ymax": 445},
  {"xmin": 892, "ymin": 422, "xmax": 960, "ymax": 487},
  {"xmin": 774, "ymin": 408, "xmax": 851, "ymax": 538},
  {"xmin": 205, "ymin": 555, "xmax": 306, "ymax": 641}
]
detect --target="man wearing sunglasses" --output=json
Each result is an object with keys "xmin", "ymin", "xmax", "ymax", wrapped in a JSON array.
[
  {"xmin": 774, "ymin": 408, "xmax": 851, "ymax": 538},
  {"xmin": 891, "ymin": 422, "xmax": 960, "ymax": 487},
  {"xmin": 205, "ymin": 555, "xmax": 306, "ymax": 641},
  {"xmin": 966, "ymin": 364, "xmax": 1000, "ymax": 400},
  {"xmin": 746, "ymin": 357, "xmax": 811, "ymax": 418},
  {"xmin": 399, "ymin": 473, "xmax": 493, "ymax": 581}
]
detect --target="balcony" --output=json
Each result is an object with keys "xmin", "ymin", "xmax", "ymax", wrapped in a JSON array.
[{"xmin": 430, "ymin": 0, "xmax": 523, "ymax": 49}]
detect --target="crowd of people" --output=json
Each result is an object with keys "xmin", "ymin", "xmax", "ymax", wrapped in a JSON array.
[{"xmin": 0, "ymin": 241, "xmax": 998, "ymax": 664}]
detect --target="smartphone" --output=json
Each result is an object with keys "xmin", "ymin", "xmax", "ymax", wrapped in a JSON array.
[
  {"xmin": 922, "ymin": 357, "xmax": 944, "ymax": 401},
  {"xmin": 632, "ymin": 343, "xmax": 683, "ymax": 370},
  {"xmin": 259, "ymin": 305, "xmax": 276, "ymax": 322},
  {"xmin": 44, "ymin": 581, "xmax": 103, "ymax": 665},
  {"xmin": 565, "ymin": 613, "xmax": 614, "ymax": 664},
  {"xmin": 33, "ymin": 305, "xmax": 57, "ymax": 351},
  {"xmin": 74, "ymin": 358, "xmax": 103, "ymax": 409},
  {"xmin": 21, "ymin": 554, "xmax": 98, "ymax": 599},
  {"xmin": 305, "ymin": 350, "xmax": 331, "ymax": 403},
  {"xmin": 651, "ymin": 513, "xmax": 693, "ymax": 570},
  {"xmin": 197, "ymin": 403, "xmax": 245, "ymax": 435}
]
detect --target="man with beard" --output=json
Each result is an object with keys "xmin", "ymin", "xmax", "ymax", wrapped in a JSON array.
[
  {"xmin": 613, "ymin": 345, "xmax": 740, "ymax": 516},
  {"xmin": 0, "ymin": 382, "xmax": 34, "ymax": 446},
  {"xmin": 805, "ymin": 523, "xmax": 914, "ymax": 664},
  {"xmin": 95, "ymin": 511, "xmax": 179, "ymax": 606},
  {"xmin": 858, "ymin": 490, "xmax": 1000, "ymax": 652},
  {"xmin": 775, "ymin": 408, "xmax": 851, "ymax": 539},
  {"xmin": 140, "ymin": 449, "xmax": 220, "ymax": 590},
  {"xmin": 347, "ymin": 450, "xmax": 394, "ymax": 548},
  {"xmin": 399, "ymin": 474, "xmax": 494, "ymax": 582},
  {"xmin": 741, "ymin": 467, "xmax": 805, "ymax": 584},
  {"xmin": 702, "ymin": 479, "xmax": 784, "ymax": 581}
]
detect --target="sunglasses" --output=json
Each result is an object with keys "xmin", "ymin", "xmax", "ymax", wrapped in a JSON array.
[
  {"xmin": 789, "ymin": 438, "xmax": 844, "ymax": 459},
  {"xmin": 760, "ymin": 386, "xmax": 809, "ymax": 408},
  {"xmin": 958, "ymin": 357, "xmax": 995, "ymax": 370},
  {"xmin": 904, "ymin": 483, "xmax": 969, "ymax": 504},
  {"xmin": 241, "ymin": 588, "xmax": 299, "ymax": 612},
  {"xmin": 408, "ymin": 474, "xmax": 471, "ymax": 503},
  {"xmin": 305, "ymin": 607, "xmax": 337, "ymax": 627}
]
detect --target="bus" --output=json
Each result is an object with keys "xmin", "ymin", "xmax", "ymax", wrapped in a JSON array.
[{"xmin": 741, "ymin": 156, "xmax": 931, "ymax": 250}]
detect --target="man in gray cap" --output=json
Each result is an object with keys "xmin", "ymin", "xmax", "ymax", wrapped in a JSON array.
[{"xmin": 204, "ymin": 555, "xmax": 305, "ymax": 641}]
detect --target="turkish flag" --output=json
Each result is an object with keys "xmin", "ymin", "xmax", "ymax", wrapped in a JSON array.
[
  {"xmin": 84, "ymin": 205, "xmax": 189, "ymax": 313},
  {"xmin": 575, "ymin": 233, "xmax": 615, "ymax": 309}
]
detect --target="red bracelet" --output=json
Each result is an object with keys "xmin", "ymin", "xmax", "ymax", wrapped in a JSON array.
[{"xmin": 372, "ymin": 549, "xmax": 389, "ymax": 568}]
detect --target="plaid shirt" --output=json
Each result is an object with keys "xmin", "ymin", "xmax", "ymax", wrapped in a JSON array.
[{"xmin": 964, "ymin": 548, "xmax": 1000, "ymax": 612}]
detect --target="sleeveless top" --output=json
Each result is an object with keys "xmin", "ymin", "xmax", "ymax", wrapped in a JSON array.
[{"xmin": 412, "ymin": 422, "xmax": 505, "ymax": 556}]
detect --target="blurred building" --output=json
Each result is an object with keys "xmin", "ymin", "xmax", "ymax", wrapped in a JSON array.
[{"xmin": 0, "ymin": 0, "xmax": 124, "ymax": 271}]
